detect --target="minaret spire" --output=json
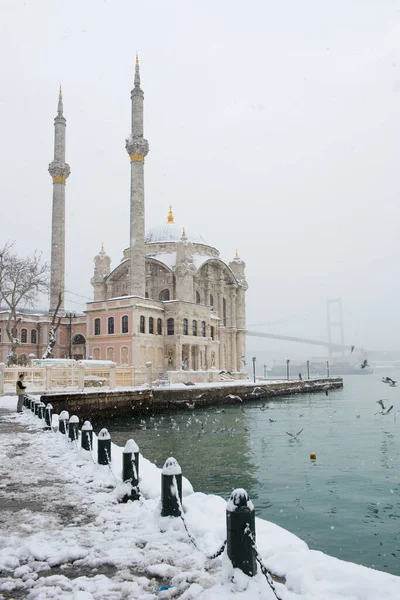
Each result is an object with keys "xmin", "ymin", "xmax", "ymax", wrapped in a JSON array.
[
  {"xmin": 125, "ymin": 56, "xmax": 149, "ymax": 296},
  {"xmin": 48, "ymin": 87, "xmax": 71, "ymax": 313}
]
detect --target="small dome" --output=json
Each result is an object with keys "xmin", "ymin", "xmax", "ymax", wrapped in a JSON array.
[{"xmin": 145, "ymin": 223, "xmax": 207, "ymax": 245}]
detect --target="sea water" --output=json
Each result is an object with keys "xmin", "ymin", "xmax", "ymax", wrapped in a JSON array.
[{"xmin": 101, "ymin": 372, "xmax": 400, "ymax": 575}]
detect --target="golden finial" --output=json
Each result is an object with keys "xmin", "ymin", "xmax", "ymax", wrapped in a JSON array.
[
  {"xmin": 101, "ymin": 242, "xmax": 104, "ymax": 252},
  {"xmin": 235, "ymin": 249, "xmax": 239, "ymax": 258},
  {"xmin": 167, "ymin": 205, "xmax": 175, "ymax": 224},
  {"xmin": 136, "ymin": 53, "xmax": 139, "ymax": 65},
  {"xmin": 182, "ymin": 227, "xmax": 186, "ymax": 237},
  {"xmin": 59, "ymin": 82, "xmax": 62, "ymax": 97}
]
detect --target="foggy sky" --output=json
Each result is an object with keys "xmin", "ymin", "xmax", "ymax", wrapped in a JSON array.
[{"xmin": 1, "ymin": 0, "xmax": 399, "ymax": 356}]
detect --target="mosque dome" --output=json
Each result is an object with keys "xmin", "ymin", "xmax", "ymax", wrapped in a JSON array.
[{"xmin": 145, "ymin": 206, "xmax": 208, "ymax": 245}]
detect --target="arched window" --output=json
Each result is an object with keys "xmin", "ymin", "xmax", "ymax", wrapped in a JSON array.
[
  {"xmin": 192, "ymin": 320, "xmax": 197, "ymax": 336},
  {"xmin": 94, "ymin": 318, "xmax": 101, "ymax": 336},
  {"xmin": 107, "ymin": 347, "xmax": 115, "ymax": 361},
  {"xmin": 140, "ymin": 315, "xmax": 145, "ymax": 333},
  {"xmin": 223, "ymin": 298, "xmax": 227, "ymax": 326},
  {"xmin": 159, "ymin": 289, "xmax": 170, "ymax": 301},
  {"xmin": 210, "ymin": 294, "xmax": 214, "ymax": 308},
  {"xmin": 196, "ymin": 291, "xmax": 201, "ymax": 304},
  {"xmin": 93, "ymin": 348, "xmax": 101, "ymax": 360},
  {"xmin": 201, "ymin": 321, "xmax": 206, "ymax": 337},
  {"xmin": 30, "ymin": 329, "xmax": 37, "ymax": 344},
  {"xmin": 72, "ymin": 334, "xmax": 86, "ymax": 345},
  {"xmin": 121, "ymin": 346, "xmax": 129, "ymax": 365},
  {"xmin": 108, "ymin": 317, "xmax": 115, "ymax": 335},
  {"xmin": 21, "ymin": 329, "xmax": 27, "ymax": 343},
  {"xmin": 121, "ymin": 315, "xmax": 129, "ymax": 333},
  {"xmin": 211, "ymin": 326, "xmax": 215, "ymax": 340},
  {"xmin": 157, "ymin": 318, "xmax": 162, "ymax": 335},
  {"xmin": 183, "ymin": 318, "xmax": 188, "ymax": 335},
  {"xmin": 145, "ymin": 291, "xmax": 149, "ymax": 298},
  {"xmin": 167, "ymin": 318, "xmax": 174, "ymax": 335},
  {"xmin": 149, "ymin": 317, "xmax": 154, "ymax": 334}
]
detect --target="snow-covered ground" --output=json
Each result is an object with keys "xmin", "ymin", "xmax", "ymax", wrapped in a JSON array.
[{"xmin": 0, "ymin": 395, "xmax": 399, "ymax": 600}]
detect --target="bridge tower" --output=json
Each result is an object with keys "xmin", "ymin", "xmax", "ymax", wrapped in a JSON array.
[{"xmin": 326, "ymin": 298, "xmax": 345, "ymax": 358}]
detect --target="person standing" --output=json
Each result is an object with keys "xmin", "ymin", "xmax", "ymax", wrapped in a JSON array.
[{"xmin": 16, "ymin": 373, "xmax": 26, "ymax": 413}]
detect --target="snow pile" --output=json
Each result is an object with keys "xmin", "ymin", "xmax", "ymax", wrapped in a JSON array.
[{"xmin": 0, "ymin": 395, "xmax": 399, "ymax": 599}]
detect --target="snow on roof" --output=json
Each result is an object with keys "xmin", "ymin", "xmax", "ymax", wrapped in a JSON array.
[
  {"xmin": 145, "ymin": 223, "xmax": 207, "ymax": 244},
  {"xmin": 147, "ymin": 252, "xmax": 176, "ymax": 270},
  {"xmin": 135, "ymin": 303, "xmax": 164, "ymax": 311}
]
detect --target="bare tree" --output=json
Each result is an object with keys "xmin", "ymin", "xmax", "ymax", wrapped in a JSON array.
[
  {"xmin": 0, "ymin": 243, "xmax": 49, "ymax": 365},
  {"xmin": 42, "ymin": 292, "xmax": 62, "ymax": 359}
]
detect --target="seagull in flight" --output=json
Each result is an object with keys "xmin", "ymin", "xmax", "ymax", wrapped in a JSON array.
[
  {"xmin": 286, "ymin": 428, "xmax": 303, "ymax": 439},
  {"xmin": 350, "ymin": 345, "xmax": 355, "ymax": 353},
  {"xmin": 259, "ymin": 403, "xmax": 268, "ymax": 411},
  {"xmin": 185, "ymin": 401, "xmax": 196, "ymax": 409},
  {"xmin": 375, "ymin": 400, "xmax": 393, "ymax": 415},
  {"xmin": 382, "ymin": 377, "xmax": 397, "ymax": 387},
  {"xmin": 269, "ymin": 418, "xmax": 276, "ymax": 423},
  {"xmin": 361, "ymin": 359, "xmax": 369, "ymax": 369}
]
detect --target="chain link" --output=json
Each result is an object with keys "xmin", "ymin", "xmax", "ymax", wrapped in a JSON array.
[
  {"xmin": 171, "ymin": 476, "xmax": 227, "ymax": 560},
  {"xmin": 244, "ymin": 525, "xmax": 283, "ymax": 600}
]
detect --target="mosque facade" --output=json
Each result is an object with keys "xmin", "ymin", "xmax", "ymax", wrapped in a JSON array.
[{"xmin": 0, "ymin": 60, "xmax": 248, "ymax": 379}]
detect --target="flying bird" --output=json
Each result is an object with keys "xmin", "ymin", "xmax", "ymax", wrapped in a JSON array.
[
  {"xmin": 226, "ymin": 394, "xmax": 243, "ymax": 402},
  {"xmin": 286, "ymin": 428, "xmax": 303, "ymax": 439},
  {"xmin": 375, "ymin": 400, "xmax": 394, "ymax": 415},
  {"xmin": 382, "ymin": 377, "xmax": 396, "ymax": 386},
  {"xmin": 350, "ymin": 345, "xmax": 355, "ymax": 353},
  {"xmin": 361, "ymin": 359, "xmax": 369, "ymax": 369},
  {"xmin": 259, "ymin": 404, "xmax": 268, "ymax": 411},
  {"xmin": 268, "ymin": 418, "xmax": 276, "ymax": 423},
  {"xmin": 185, "ymin": 401, "xmax": 196, "ymax": 410}
]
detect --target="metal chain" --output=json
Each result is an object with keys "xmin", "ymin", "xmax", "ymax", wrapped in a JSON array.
[
  {"xmin": 171, "ymin": 476, "xmax": 227, "ymax": 560},
  {"xmin": 244, "ymin": 525, "xmax": 283, "ymax": 600},
  {"xmin": 87, "ymin": 435, "xmax": 97, "ymax": 465},
  {"xmin": 105, "ymin": 447, "xmax": 118, "ymax": 481}
]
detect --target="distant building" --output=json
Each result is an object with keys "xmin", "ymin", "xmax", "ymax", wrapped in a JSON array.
[{"xmin": 0, "ymin": 59, "xmax": 248, "ymax": 378}]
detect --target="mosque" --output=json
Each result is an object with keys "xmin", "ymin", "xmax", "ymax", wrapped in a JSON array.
[{"xmin": 0, "ymin": 60, "xmax": 248, "ymax": 380}]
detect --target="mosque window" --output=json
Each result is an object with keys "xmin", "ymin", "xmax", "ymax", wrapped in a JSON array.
[
  {"xmin": 201, "ymin": 321, "xmax": 206, "ymax": 337},
  {"xmin": 159, "ymin": 289, "xmax": 170, "ymax": 301},
  {"xmin": 210, "ymin": 294, "xmax": 214, "ymax": 308},
  {"xmin": 140, "ymin": 316, "xmax": 146, "ymax": 333},
  {"xmin": 145, "ymin": 292, "xmax": 149, "ymax": 298},
  {"xmin": 196, "ymin": 291, "xmax": 201, "ymax": 304},
  {"xmin": 21, "ymin": 329, "xmax": 27, "ymax": 343},
  {"xmin": 211, "ymin": 326, "xmax": 215, "ymax": 340},
  {"xmin": 157, "ymin": 318, "xmax": 162, "ymax": 335},
  {"xmin": 108, "ymin": 317, "xmax": 115, "ymax": 335},
  {"xmin": 122, "ymin": 315, "xmax": 129, "ymax": 333},
  {"xmin": 94, "ymin": 318, "xmax": 101, "ymax": 336},
  {"xmin": 149, "ymin": 317, "xmax": 154, "ymax": 334},
  {"xmin": 183, "ymin": 318, "xmax": 188, "ymax": 335},
  {"xmin": 167, "ymin": 318, "xmax": 174, "ymax": 335},
  {"xmin": 192, "ymin": 320, "xmax": 197, "ymax": 336},
  {"xmin": 223, "ymin": 298, "xmax": 227, "ymax": 326},
  {"xmin": 31, "ymin": 329, "xmax": 37, "ymax": 344}
]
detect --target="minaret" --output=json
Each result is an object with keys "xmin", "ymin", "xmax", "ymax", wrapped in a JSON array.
[
  {"xmin": 125, "ymin": 55, "xmax": 149, "ymax": 296},
  {"xmin": 48, "ymin": 86, "xmax": 71, "ymax": 313}
]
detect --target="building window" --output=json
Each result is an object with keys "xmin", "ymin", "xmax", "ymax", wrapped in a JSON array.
[
  {"xmin": 201, "ymin": 321, "xmax": 206, "ymax": 337},
  {"xmin": 196, "ymin": 291, "xmax": 201, "ymax": 304},
  {"xmin": 21, "ymin": 329, "xmax": 27, "ymax": 343},
  {"xmin": 149, "ymin": 317, "xmax": 154, "ymax": 334},
  {"xmin": 159, "ymin": 289, "xmax": 170, "ymax": 301},
  {"xmin": 94, "ymin": 318, "xmax": 101, "ymax": 336},
  {"xmin": 121, "ymin": 346, "xmax": 129, "ymax": 364},
  {"xmin": 192, "ymin": 320, "xmax": 197, "ymax": 336},
  {"xmin": 107, "ymin": 347, "xmax": 115, "ymax": 361},
  {"xmin": 140, "ymin": 315, "xmax": 145, "ymax": 333},
  {"xmin": 122, "ymin": 315, "xmax": 129, "ymax": 333},
  {"xmin": 93, "ymin": 348, "xmax": 100, "ymax": 360},
  {"xmin": 183, "ymin": 318, "xmax": 188, "ymax": 335},
  {"xmin": 31, "ymin": 329, "xmax": 37, "ymax": 344},
  {"xmin": 167, "ymin": 318, "xmax": 174, "ymax": 335},
  {"xmin": 210, "ymin": 294, "xmax": 214, "ymax": 308},
  {"xmin": 211, "ymin": 325, "xmax": 215, "ymax": 340},
  {"xmin": 108, "ymin": 317, "xmax": 114, "ymax": 335},
  {"xmin": 223, "ymin": 298, "xmax": 227, "ymax": 326},
  {"xmin": 145, "ymin": 291, "xmax": 149, "ymax": 298},
  {"xmin": 157, "ymin": 318, "xmax": 162, "ymax": 335}
]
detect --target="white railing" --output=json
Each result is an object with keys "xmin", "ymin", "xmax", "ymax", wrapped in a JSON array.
[{"xmin": 0, "ymin": 363, "xmax": 150, "ymax": 395}]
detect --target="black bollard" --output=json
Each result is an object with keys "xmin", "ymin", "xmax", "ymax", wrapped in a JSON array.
[
  {"xmin": 161, "ymin": 457, "xmax": 182, "ymax": 517},
  {"xmin": 28, "ymin": 396, "xmax": 35, "ymax": 410},
  {"xmin": 97, "ymin": 428, "xmax": 111, "ymax": 465},
  {"xmin": 59, "ymin": 410, "xmax": 69, "ymax": 434},
  {"xmin": 68, "ymin": 415, "xmax": 79, "ymax": 443},
  {"xmin": 31, "ymin": 399, "xmax": 38, "ymax": 413},
  {"xmin": 121, "ymin": 439, "xmax": 140, "ymax": 502},
  {"xmin": 34, "ymin": 401, "xmax": 40, "ymax": 416},
  {"xmin": 23, "ymin": 395, "xmax": 29, "ymax": 408},
  {"xmin": 44, "ymin": 404, "xmax": 53, "ymax": 430},
  {"xmin": 81, "ymin": 421, "xmax": 93, "ymax": 451},
  {"xmin": 37, "ymin": 402, "xmax": 45, "ymax": 419},
  {"xmin": 226, "ymin": 488, "xmax": 257, "ymax": 577}
]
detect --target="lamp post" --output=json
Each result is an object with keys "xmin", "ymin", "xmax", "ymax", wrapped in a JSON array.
[
  {"xmin": 65, "ymin": 311, "xmax": 76, "ymax": 359},
  {"xmin": 326, "ymin": 360, "xmax": 330, "ymax": 378},
  {"xmin": 263, "ymin": 363, "xmax": 267, "ymax": 378},
  {"xmin": 286, "ymin": 359, "xmax": 290, "ymax": 381},
  {"xmin": 306, "ymin": 360, "xmax": 310, "ymax": 380},
  {"xmin": 252, "ymin": 356, "xmax": 256, "ymax": 383}
]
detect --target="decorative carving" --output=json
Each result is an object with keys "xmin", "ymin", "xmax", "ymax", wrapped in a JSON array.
[
  {"xmin": 48, "ymin": 161, "xmax": 71, "ymax": 182},
  {"xmin": 125, "ymin": 134, "xmax": 149, "ymax": 160}
]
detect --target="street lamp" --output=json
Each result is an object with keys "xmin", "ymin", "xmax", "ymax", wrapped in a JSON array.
[
  {"xmin": 263, "ymin": 363, "xmax": 267, "ymax": 378},
  {"xmin": 286, "ymin": 359, "xmax": 290, "ymax": 381},
  {"xmin": 65, "ymin": 311, "xmax": 76, "ymax": 359},
  {"xmin": 326, "ymin": 360, "xmax": 330, "ymax": 378},
  {"xmin": 252, "ymin": 356, "xmax": 256, "ymax": 383},
  {"xmin": 306, "ymin": 360, "xmax": 310, "ymax": 380}
]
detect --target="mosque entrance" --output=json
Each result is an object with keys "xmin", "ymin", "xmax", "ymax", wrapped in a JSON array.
[{"xmin": 72, "ymin": 334, "xmax": 86, "ymax": 361}]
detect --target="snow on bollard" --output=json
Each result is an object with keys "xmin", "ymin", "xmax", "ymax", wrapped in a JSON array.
[
  {"xmin": 120, "ymin": 439, "xmax": 140, "ymax": 502},
  {"xmin": 37, "ymin": 402, "xmax": 45, "ymax": 419},
  {"xmin": 59, "ymin": 410, "xmax": 69, "ymax": 434},
  {"xmin": 226, "ymin": 488, "xmax": 257, "ymax": 577},
  {"xmin": 81, "ymin": 421, "xmax": 93, "ymax": 452},
  {"xmin": 161, "ymin": 457, "xmax": 182, "ymax": 517},
  {"xmin": 97, "ymin": 428, "xmax": 111, "ymax": 465},
  {"xmin": 68, "ymin": 415, "xmax": 79, "ymax": 442},
  {"xmin": 44, "ymin": 404, "xmax": 53, "ymax": 430}
]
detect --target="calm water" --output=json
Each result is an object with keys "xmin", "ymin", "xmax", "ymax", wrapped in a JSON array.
[{"xmin": 99, "ymin": 372, "xmax": 400, "ymax": 575}]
